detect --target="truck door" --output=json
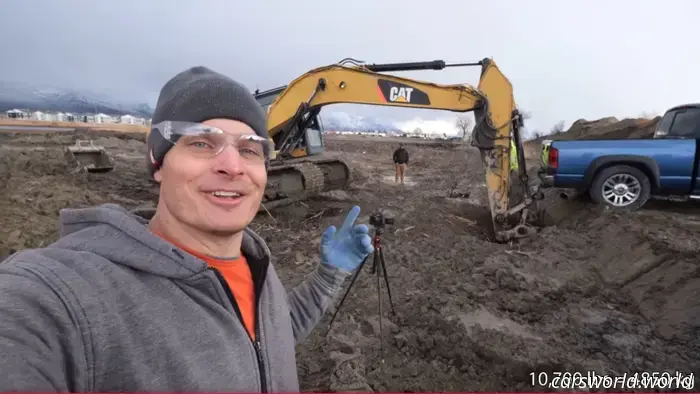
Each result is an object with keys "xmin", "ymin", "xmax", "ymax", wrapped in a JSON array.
[{"xmin": 658, "ymin": 107, "xmax": 700, "ymax": 193}]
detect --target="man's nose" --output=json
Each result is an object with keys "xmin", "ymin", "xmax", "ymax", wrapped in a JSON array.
[{"xmin": 212, "ymin": 145, "xmax": 245, "ymax": 176}]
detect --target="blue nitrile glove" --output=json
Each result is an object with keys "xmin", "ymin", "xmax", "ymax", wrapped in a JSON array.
[{"xmin": 320, "ymin": 205, "xmax": 374, "ymax": 273}]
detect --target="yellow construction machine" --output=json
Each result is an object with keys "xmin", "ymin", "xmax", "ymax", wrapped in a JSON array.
[{"xmin": 256, "ymin": 57, "xmax": 543, "ymax": 242}]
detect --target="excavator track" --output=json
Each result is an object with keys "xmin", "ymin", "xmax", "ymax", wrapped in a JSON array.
[
  {"xmin": 303, "ymin": 155, "xmax": 355, "ymax": 190},
  {"xmin": 260, "ymin": 157, "xmax": 352, "ymax": 212}
]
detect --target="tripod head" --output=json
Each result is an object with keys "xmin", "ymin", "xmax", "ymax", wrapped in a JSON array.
[{"xmin": 368, "ymin": 209, "xmax": 395, "ymax": 235}]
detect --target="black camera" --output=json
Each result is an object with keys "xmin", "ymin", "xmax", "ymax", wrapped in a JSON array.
[{"xmin": 369, "ymin": 211, "xmax": 394, "ymax": 228}]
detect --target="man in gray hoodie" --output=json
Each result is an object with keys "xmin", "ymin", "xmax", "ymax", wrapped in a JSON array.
[{"xmin": 0, "ymin": 66, "xmax": 374, "ymax": 392}]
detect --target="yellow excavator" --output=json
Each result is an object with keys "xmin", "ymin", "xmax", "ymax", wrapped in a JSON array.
[{"xmin": 256, "ymin": 57, "xmax": 543, "ymax": 242}]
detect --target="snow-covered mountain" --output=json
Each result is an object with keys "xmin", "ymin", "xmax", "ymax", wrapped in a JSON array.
[
  {"xmin": 320, "ymin": 112, "xmax": 460, "ymax": 137},
  {"xmin": 320, "ymin": 111, "xmax": 402, "ymax": 133},
  {"xmin": 0, "ymin": 81, "xmax": 457, "ymax": 136},
  {"xmin": 0, "ymin": 81, "xmax": 154, "ymax": 118},
  {"xmin": 319, "ymin": 111, "xmax": 403, "ymax": 134}
]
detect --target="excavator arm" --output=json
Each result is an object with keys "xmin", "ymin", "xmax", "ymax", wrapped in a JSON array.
[{"xmin": 261, "ymin": 58, "xmax": 541, "ymax": 242}]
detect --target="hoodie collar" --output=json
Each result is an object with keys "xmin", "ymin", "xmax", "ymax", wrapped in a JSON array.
[{"xmin": 55, "ymin": 203, "xmax": 272, "ymax": 280}]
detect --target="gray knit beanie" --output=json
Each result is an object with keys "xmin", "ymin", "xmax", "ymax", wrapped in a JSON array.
[{"xmin": 147, "ymin": 66, "xmax": 268, "ymax": 179}]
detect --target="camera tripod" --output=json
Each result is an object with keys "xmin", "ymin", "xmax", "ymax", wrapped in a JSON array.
[{"xmin": 327, "ymin": 223, "xmax": 396, "ymax": 361}]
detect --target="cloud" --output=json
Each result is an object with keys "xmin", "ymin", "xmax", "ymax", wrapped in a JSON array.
[
  {"xmin": 395, "ymin": 117, "xmax": 460, "ymax": 136},
  {"xmin": 1, "ymin": 0, "xmax": 698, "ymax": 132}
]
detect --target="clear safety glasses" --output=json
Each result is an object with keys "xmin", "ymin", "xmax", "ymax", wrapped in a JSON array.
[{"xmin": 151, "ymin": 121, "xmax": 272, "ymax": 164}]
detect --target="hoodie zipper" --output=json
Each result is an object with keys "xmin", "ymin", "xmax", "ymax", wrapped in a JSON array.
[{"xmin": 210, "ymin": 267, "xmax": 268, "ymax": 393}]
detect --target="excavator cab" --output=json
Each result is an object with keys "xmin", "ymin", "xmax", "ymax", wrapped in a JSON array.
[
  {"xmin": 297, "ymin": 115, "xmax": 325, "ymax": 156},
  {"xmin": 254, "ymin": 86, "xmax": 349, "ymax": 210},
  {"xmin": 255, "ymin": 87, "xmax": 326, "ymax": 159}
]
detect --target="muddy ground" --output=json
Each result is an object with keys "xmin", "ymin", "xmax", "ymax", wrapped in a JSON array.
[{"xmin": 1, "ymin": 129, "xmax": 698, "ymax": 391}]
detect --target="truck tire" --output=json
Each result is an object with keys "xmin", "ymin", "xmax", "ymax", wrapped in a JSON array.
[{"xmin": 589, "ymin": 164, "xmax": 651, "ymax": 211}]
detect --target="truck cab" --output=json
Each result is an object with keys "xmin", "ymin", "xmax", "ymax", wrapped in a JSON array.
[
  {"xmin": 653, "ymin": 103, "xmax": 700, "ymax": 139},
  {"xmin": 539, "ymin": 103, "xmax": 700, "ymax": 211}
]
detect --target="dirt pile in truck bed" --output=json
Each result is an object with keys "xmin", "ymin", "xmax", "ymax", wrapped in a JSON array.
[
  {"xmin": 558, "ymin": 116, "xmax": 661, "ymax": 140},
  {"xmin": 0, "ymin": 129, "xmax": 697, "ymax": 391},
  {"xmin": 524, "ymin": 115, "xmax": 662, "ymax": 158}
]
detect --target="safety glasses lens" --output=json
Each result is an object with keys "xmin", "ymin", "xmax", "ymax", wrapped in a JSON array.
[
  {"xmin": 179, "ymin": 133, "xmax": 268, "ymax": 160},
  {"xmin": 152, "ymin": 121, "xmax": 270, "ymax": 162}
]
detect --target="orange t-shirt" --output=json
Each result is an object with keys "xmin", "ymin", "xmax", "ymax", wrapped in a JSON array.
[
  {"xmin": 206, "ymin": 254, "xmax": 256, "ymax": 340},
  {"xmin": 153, "ymin": 233, "xmax": 256, "ymax": 340}
]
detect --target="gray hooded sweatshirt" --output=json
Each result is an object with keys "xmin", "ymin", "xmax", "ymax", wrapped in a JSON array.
[{"xmin": 0, "ymin": 203, "xmax": 351, "ymax": 392}]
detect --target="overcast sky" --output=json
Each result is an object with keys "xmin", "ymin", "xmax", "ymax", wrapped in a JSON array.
[{"xmin": 1, "ymin": 0, "xmax": 697, "ymax": 135}]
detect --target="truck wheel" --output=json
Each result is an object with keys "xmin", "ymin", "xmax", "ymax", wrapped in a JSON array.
[{"xmin": 589, "ymin": 165, "xmax": 651, "ymax": 211}]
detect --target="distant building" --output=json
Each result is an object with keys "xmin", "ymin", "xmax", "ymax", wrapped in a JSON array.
[
  {"xmin": 5, "ymin": 109, "xmax": 27, "ymax": 119},
  {"xmin": 120, "ymin": 114, "xmax": 149, "ymax": 125},
  {"xmin": 120, "ymin": 114, "xmax": 136, "ymax": 124},
  {"xmin": 94, "ymin": 113, "xmax": 114, "ymax": 124},
  {"xmin": 31, "ymin": 111, "xmax": 46, "ymax": 121}
]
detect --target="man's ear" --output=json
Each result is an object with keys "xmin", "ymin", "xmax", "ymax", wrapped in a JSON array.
[{"xmin": 153, "ymin": 168, "xmax": 163, "ymax": 183}]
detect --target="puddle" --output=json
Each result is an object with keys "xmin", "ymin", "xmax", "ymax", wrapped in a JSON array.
[{"xmin": 381, "ymin": 175, "xmax": 418, "ymax": 187}]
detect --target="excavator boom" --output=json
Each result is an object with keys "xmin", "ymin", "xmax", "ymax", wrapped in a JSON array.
[
  {"xmin": 267, "ymin": 62, "xmax": 484, "ymax": 136},
  {"xmin": 258, "ymin": 57, "xmax": 540, "ymax": 242}
]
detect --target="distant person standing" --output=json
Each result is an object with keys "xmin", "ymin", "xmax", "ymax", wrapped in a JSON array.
[{"xmin": 393, "ymin": 143, "xmax": 409, "ymax": 184}]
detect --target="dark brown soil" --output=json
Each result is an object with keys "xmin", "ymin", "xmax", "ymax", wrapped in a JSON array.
[{"xmin": 1, "ymin": 129, "xmax": 698, "ymax": 391}]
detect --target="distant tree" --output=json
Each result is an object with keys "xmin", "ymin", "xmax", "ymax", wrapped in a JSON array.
[
  {"xmin": 551, "ymin": 120, "xmax": 565, "ymax": 135},
  {"xmin": 455, "ymin": 116, "xmax": 473, "ymax": 142}
]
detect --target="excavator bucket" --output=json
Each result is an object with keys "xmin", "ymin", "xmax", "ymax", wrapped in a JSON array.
[{"xmin": 64, "ymin": 140, "xmax": 115, "ymax": 173}]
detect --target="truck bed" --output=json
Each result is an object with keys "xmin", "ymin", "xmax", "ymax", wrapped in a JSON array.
[{"xmin": 545, "ymin": 138, "xmax": 698, "ymax": 194}]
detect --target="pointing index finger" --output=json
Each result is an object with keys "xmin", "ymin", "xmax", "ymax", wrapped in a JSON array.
[{"xmin": 339, "ymin": 205, "xmax": 361, "ymax": 234}]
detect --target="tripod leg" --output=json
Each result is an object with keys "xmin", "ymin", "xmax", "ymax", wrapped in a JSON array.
[
  {"xmin": 370, "ymin": 246, "xmax": 378, "ymax": 274},
  {"xmin": 375, "ymin": 250, "xmax": 384, "ymax": 363},
  {"xmin": 378, "ymin": 246, "xmax": 396, "ymax": 316},
  {"xmin": 327, "ymin": 254, "xmax": 370, "ymax": 330}
]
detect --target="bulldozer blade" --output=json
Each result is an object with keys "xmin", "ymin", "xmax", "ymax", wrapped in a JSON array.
[{"xmin": 65, "ymin": 140, "xmax": 116, "ymax": 173}]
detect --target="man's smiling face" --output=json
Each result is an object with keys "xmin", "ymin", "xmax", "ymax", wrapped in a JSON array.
[{"xmin": 153, "ymin": 118, "xmax": 268, "ymax": 235}]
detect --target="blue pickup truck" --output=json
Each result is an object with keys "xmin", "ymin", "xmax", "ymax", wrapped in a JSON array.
[{"xmin": 538, "ymin": 103, "xmax": 700, "ymax": 210}]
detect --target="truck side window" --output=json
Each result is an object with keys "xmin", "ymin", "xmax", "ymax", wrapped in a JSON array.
[
  {"xmin": 655, "ymin": 111, "xmax": 675, "ymax": 137},
  {"xmin": 669, "ymin": 108, "xmax": 700, "ymax": 138}
]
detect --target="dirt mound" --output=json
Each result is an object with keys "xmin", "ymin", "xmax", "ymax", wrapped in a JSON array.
[{"xmin": 1, "ymin": 130, "xmax": 698, "ymax": 391}]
